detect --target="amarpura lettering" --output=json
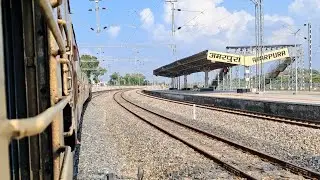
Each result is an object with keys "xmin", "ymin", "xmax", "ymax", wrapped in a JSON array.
[
  {"xmin": 252, "ymin": 50, "xmax": 286, "ymax": 63},
  {"xmin": 208, "ymin": 52, "xmax": 241, "ymax": 63}
]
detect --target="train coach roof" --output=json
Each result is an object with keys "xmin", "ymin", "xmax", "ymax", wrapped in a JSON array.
[{"xmin": 153, "ymin": 50, "xmax": 235, "ymax": 78}]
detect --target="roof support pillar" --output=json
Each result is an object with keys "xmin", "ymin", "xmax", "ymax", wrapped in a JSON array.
[
  {"xmin": 184, "ymin": 75, "xmax": 188, "ymax": 89},
  {"xmin": 245, "ymin": 66, "xmax": 250, "ymax": 89},
  {"xmin": 170, "ymin": 77, "xmax": 174, "ymax": 89},
  {"xmin": 176, "ymin": 76, "xmax": 179, "ymax": 90},
  {"xmin": 205, "ymin": 70, "xmax": 209, "ymax": 88},
  {"xmin": 175, "ymin": 77, "xmax": 178, "ymax": 89}
]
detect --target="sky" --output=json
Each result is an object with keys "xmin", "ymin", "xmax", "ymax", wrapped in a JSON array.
[{"xmin": 70, "ymin": 0, "xmax": 320, "ymax": 83}]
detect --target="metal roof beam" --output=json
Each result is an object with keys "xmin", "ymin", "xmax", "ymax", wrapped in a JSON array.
[{"xmin": 226, "ymin": 44, "xmax": 301, "ymax": 50}]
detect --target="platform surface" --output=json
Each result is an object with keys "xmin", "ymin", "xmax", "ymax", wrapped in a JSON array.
[{"xmin": 150, "ymin": 90, "xmax": 320, "ymax": 105}]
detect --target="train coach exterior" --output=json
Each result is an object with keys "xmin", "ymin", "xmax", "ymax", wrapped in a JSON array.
[{"xmin": 0, "ymin": 0, "xmax": 90, "ymax": 179}]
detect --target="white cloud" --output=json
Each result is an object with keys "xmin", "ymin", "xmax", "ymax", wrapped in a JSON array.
[
  {"xmin": 263, "ymin": 15, "xmax": 295, "ymax": 45},
  {"xmin": 159, "ymin": 0, "xmax": 255, "ymax": 45},
  {"xmin": 108, "ymin": 26, "xmax": 121, "ymax": 38},
  {"xmin": 152, "ymin": 24, "xmax": 170, "ymax": 41},
  {"xmin": 264, "ymin": 15, "xmax": 294, "ymax": 26},
  {"xmin": 289, "ymin": 0, "xmax": 320, "ymax": 17},
  {"xmin": 266, "ymin": 28, "xmax": 293, "ymax": 45},
  {"xmin": 140, "ymin": 0, "xmax": 296, "ymax": 52},
  {"xmin": 140, "ymin": 8, "xmax": 155, "ymax": 29},
  {"xmin": 79, "ymin": 48, "xmax": 93, "ymax": 55}
]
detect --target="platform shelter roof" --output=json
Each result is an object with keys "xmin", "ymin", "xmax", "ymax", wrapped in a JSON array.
[
  {"xmin": 153, "ymin": 50, "xmax": 235, "ymax": 78},
  {"xmin": 154, "ymin": 47, "xmax": 291, "ymax": 78}
]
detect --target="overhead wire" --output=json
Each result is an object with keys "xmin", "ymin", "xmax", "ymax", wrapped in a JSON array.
[
  {"xmin": 177, "ymin": 13, "xmax": 233, "ymax": 34},
  {"xmin": 172, "ymin": 1, "xmax": 256, "ymax": 59},
  {"xmin": 122, "ymin": 0, "xmax": 170, "ymax": 67},
  {"xmin": 101, "ymin": 0, "xmax": 166, "ymax": 74},
  {"xmin": 177, "ymin": 10, "xmax": 206, "ymax": 30},
  {"xmin": 175, "ymin": 9, "xmax": 204, "ymax": 13},
  {"xmin": 175, "ymin": 0, "xmax": 255, "ymax": 35},
  {"xmin": 123, "ymin": 0, "xmax": 163, "ymax": 44}
]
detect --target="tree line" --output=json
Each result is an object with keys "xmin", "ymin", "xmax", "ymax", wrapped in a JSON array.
[
  {"xmin": 272, "ymin": 68, "xmax": 320, "ymax": 83},
  {"xmin": 79, "ymin": 54, "xmax": 149, "ymax": 85},
  {"xmin": 80, "ymin": 54, "xmax": 107, "ymax": 83},
  {"xmin": 109, "ymin": 72, "xmax": 149, "ymax": 86}
]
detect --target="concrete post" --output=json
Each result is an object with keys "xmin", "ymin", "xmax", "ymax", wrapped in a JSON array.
[
  {"xmin": 229, "ymin": 67, "xmax": 232, "ymax": 90},
  {"xmin": 171, "ymin": 77, "xmax": 174, "ymax": 89},
  {"xmin": 217, "ymin": 72, "xmax": 220, "ymax": 90},
  {"xmin": 280, "ymin": 75, "xmax": 283, "ymax": 90},
  {"xmin": 205, "ymin": 71, "xmax": 209, "ymax": 88},
  {"xmin": 176, "ymin": 77, "xmax": 178, "ymax": 89},
  {"xmin": 245, "ymin": 66, "xmax": 250, "ymax": 89},
  {"xmin": 237, "ymin": 66, "xmax": 240, "ymax": 88},
  {"xmin": 287, "ymin": 75, "xmax": 290, "ymax": 90},
  {"xmin": 184, "ymin": 75, "xmax": 188, "ymax": 89},
  {"xmin": 175, "ymin": 77, "xmax": 177, "ymax": 89},
  {"xmin": 222, "ymin": 73, "xmax": 225, "ymax": 90}
]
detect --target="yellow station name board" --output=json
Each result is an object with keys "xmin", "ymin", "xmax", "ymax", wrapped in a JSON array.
[
  {"xmin": 207, "ymin": 51, "xmax": 244, "ymax": 65},
  {"xmin": 207, "ymin": 48, "xmax": 290, "ymax": 67},
  {"xmin": 246, "ymin": 48, "xmax": 290, "ymax": 66}
]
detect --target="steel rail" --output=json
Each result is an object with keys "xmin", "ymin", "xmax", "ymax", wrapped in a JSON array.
[
  {"xmin": 113, "ymin": 91, "xmax": 257, "ymax": 180},
  {"xmin": 91, "ymin": 88, "xmax": 138, "ymax": 99},
  {"xmin": 0, "ymin": 95, "xmax": 71, "ymax": 140},
  {"xmin": 91, "ymin": 88, "xmax": 129, "ymax": 100},
  {"xmin": 123, "ymin": 90, "xmax": 320, "ymax": 179},
  {"xmin": 137, "ymin": 90, "xmax": 320, "ymax": 129}
]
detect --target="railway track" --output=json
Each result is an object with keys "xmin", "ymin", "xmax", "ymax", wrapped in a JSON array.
[
  {"xmin": 137, "ymin": 90, "xmax": 320, "ymax": 129},
  {"xmin": 91, "ymin": 88, "xmax": 135, "ymax": 99},
  {"xmin": 114, "ymin": 90, "xmax": 320, "ymax": 179}
]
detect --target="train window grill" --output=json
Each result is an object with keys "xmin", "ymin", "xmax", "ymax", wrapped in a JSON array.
[
  {"xmin": 0, "ymin": 0, "xmax": 76, "ymax": 179},
  {"xmin": 0, "ymin": 0, "xmax": 73, "ymax": 135}
]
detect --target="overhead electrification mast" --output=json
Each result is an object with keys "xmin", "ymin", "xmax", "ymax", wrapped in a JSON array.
[
  {"xmin": 166, "ymin": 0, "xmax": 178, "ymax": 89},
  {"xmin": 89, "ymin": 0, "xmax": 107, "ymax": 34},
  {"xmin": 250, "ymin": 0, "xmax": 264, "ymax": 92}
]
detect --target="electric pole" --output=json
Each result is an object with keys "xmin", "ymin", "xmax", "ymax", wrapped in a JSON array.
[
  {"xmin": 165, "ymin": 0, "xmax": 177, "ymax": 37},
  {"xmin": 293, "ymin": 29, "xmax": 301, "ymax": 94},
  {"xmin": 307, "ymin": 23, "xmax": 312, "ymax": 91},
  {"xmin": 166, "ymin": 0, "xmax": 178, "ymax": 89},
  {"xmin": 251, "ymin": 0, "xmax": 264, "ymax": 92},
  {"xmin": 89, "ymin": 0, "xmax": 107, "ymax": 34},
  {"xmin": 260, "ymin": 0, "xmax": 264, "ymax": 92}
]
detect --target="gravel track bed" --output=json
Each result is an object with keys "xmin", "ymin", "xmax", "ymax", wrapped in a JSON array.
[
  {"xmin": 119, "ymin": 93, "xmax": 305, "ymax": 179},
  {"xmin": 77, "ymin": 91, "xmax": 234, "ymax": 179},
  {"xmin": 126, "ymin": 90, "xmax": 320, "ymax": 172}
]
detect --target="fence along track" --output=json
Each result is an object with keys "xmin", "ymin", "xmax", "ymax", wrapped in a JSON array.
[
  {"xmin": 137, "ymin": 90, "xmax": 320, "ymax": 129},
  {"xmin": 115, "ymin": 90, "xmax": 320, "ymax": 179}
]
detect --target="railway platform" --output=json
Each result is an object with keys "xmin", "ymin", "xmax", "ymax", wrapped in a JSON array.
[{"xmin": 143, "ymin": 89, "xmax": 320, "ymax": 122}]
